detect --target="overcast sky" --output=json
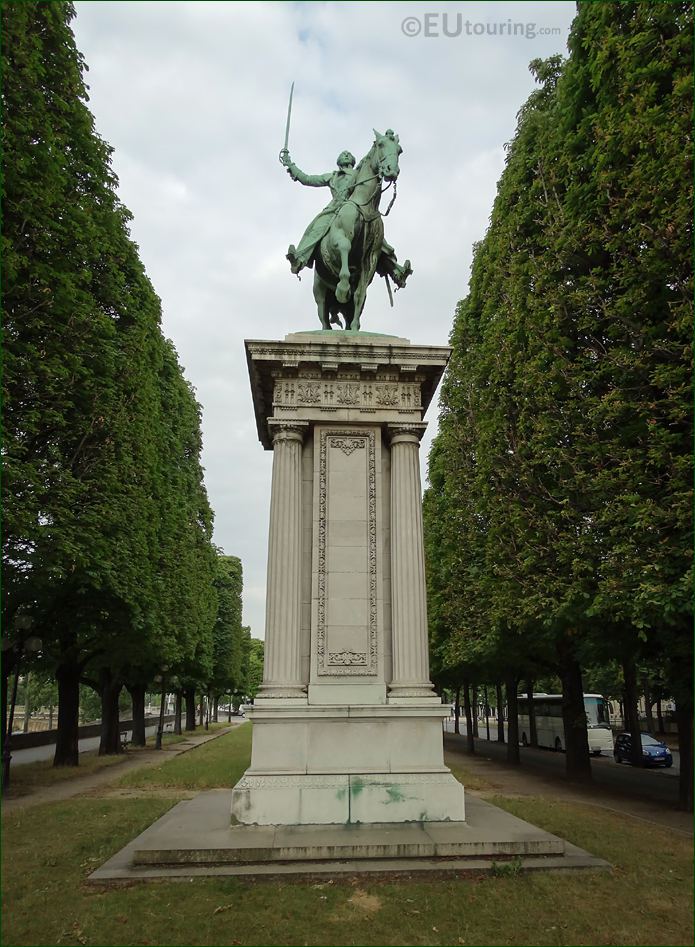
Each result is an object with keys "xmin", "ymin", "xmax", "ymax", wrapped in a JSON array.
[{"xmin": 72, "ymin": 0, "xmax": 576, "ymax": 638}]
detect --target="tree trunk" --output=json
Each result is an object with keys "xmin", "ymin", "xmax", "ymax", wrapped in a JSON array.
[
  {"xmin": 128, "ymin": 683, "xmax": 146, "ymax": 747},
  {"xmin": 174, "ymin": 691, "xmax": 183, "ymax": 735},
  {"xmin": 184, "ymin": 689, "xmax": 196, "ymax": 731},
  {"xmin": 642, "ymin": 677, "xmax": 655, "ymax": 733},
  {"xmin": 505, "ymin": 677, "xmax": 520, "ymax": 765},
  {"xmin": 198, "ymin": 694, "xmax": 205, "ymax": 727},
  {"xmin": 675, "ymin": 699, "xmax": 693, "ymax": 811},
  {"xmin": 1, "ymin": 663, "xmax": 9, "ymax": 754},
  {"xmin": 453, "ymin": 685, "xmax": 461, "ymax": 735},
  {"xmin": 558, "ymin": 651, "xmax": 591, "ymax": 779},
  {"xmin": 227, "ymin": 699, "xmax": 232, "ymax": 723},
  {"xmin": 471, "ymin": 685, "xmax": 479, "ymax": 737},
  {"xmin": 527, "ymin": 680, "xmax": 538, "ymax": 747},
  {"xmin": 655, "ymin": 690, "xmax": 665, "ymax": 734},
  {"xmin": 484, "ymin": 684, "xmax": 491, "ymax": 741},
  {"xmin": 496, "ymin": 682, "xmax": 505, "ymax": 743},
  {"xmin": 22, "ymin": 673, "xmax": 31, "ymax": 733},
  {"xmin": 54, "ymin": 661, "xmax": 81, "ymax": 766},
  {"xmin": 98, "ymin": 670, "xmax": 122, "ymax": 755},
  {"xmin": 213, "ymin": 695, "xmax": 219, "ymax": 723},
  {"xmin": 462, "ymin": 680, "xmax": 475, "ymax": 753},
  {"xmin": 622, "ymin": 656, "xmax": 643, "ymax": 767}
]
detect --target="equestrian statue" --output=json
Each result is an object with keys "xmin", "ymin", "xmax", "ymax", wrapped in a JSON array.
[{"xmin": 279, "ymin": 86, "xmax": 412, "ymax": 331}]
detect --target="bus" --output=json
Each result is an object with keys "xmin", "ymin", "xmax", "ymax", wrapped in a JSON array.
[{"xmin": 517, "ymin": 693, "xmax": 614, "ymax": 756}]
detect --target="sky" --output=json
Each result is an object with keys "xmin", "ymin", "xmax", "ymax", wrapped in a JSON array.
[{"xmin": 72, "ymin": 0, "xmax": 576, "ymax": 639}]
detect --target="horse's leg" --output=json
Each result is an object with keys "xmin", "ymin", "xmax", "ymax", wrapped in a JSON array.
[
  {"xmin": 313, "ymin": 272, "xmax": 331, "ymax": 330},
  {"xmin": 332, "ymin": 207, "xmax": 358, "ymax": 305},
  {"xmin": 351, "ymin": 292, "xmax": 364, "ymax": 332}
]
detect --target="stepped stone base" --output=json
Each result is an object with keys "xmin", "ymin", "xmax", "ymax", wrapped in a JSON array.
[{"xmin": 88, "ymin": 790, "xmax": 610, "ymax": 881}]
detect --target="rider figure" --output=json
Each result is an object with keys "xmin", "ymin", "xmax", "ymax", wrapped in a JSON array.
[
  {"xmin": 280, "ymin": 148, "xmax": 411, "ymax": 288},
  {"xmin": 280, "ymin": 149, "xmax": 357, "ymax": 275}
]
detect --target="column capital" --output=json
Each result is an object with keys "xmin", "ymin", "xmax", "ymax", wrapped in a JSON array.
[
  {"xmin": 385, "ymin": 422, "xmax": 427, "ymax": 446},
  {"xmin": 267, "ymin": 419, "xmax": 309, "ymax": 446}
]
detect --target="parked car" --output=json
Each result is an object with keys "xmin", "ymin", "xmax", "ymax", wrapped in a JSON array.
[{"xmin": 613, "ymin": 732, "xmax": 673, "ymax": 767}]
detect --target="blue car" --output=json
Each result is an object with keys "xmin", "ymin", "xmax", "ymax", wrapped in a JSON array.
[{"xmin": 613, "ymin": 732, "xmax": 673, "ymax": 767}]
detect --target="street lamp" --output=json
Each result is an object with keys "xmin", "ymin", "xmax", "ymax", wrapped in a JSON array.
[{"xmin": 2, "ymin": 620, "xmax": 41, "ymax": 789}]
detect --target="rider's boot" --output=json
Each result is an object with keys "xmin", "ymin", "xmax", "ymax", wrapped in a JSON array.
[{"xmin": 286, "ymin": 244, "xmax": 304, "ymax": 275}]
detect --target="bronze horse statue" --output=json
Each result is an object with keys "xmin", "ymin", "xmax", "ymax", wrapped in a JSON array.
[{"xmin": 311, "ymin": 131, "xmax": 411, "ymax": 331}]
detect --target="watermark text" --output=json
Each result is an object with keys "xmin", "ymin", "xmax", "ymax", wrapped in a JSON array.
[{"xmin": 401, "ymin": 14, "xmax": 561, "ymax": 40}]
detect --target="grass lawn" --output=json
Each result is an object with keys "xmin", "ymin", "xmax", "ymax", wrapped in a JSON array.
[
  {"xmin": 118, "ymin": 722, "xmax": 252, "ymax": 791},
  {"xmin": 5, "ymin": 751, "xmax": 130, "ymax": 798},
  {"xmin": 2, "ymin": 724, "xmax": 692, "ymax": 947},
  {"xmin": 5, "ymin": 722, "xmax": 232, "ymax": 798}
]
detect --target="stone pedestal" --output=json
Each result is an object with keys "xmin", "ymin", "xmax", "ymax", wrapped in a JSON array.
[{"xmin": 232, "ymin": 330, "xmax": 464, "ymax": 825}]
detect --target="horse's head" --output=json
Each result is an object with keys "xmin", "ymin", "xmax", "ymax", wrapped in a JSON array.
[{"xmin": 372, "ymin": 128, "xmax": 402, "ymax": 182}]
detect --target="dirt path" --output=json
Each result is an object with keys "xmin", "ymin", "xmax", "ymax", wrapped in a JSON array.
[
  {"xmin": 1, "ymin": 727, "xmax": 234, "ymax": 813},
  {"xmin": 444, "ymin": 737, "xmax": 692, "ymax": 836}
]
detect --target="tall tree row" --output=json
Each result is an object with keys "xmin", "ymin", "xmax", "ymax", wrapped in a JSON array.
[
  {"xmin": 209, "ymin": 555, "xmax": 247, "ymax": 714},
  {"xmin": 424, "ymin": 2, "xmax": 692, "ymax": 807},
  {"xmin": 2, "ymin": 1, "xmax": 220, "ymax": 764}
]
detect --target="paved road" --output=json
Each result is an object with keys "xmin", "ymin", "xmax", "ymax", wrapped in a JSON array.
[
  {"xmin": 444, "ymin": 720, "xmax": 680, "ymax": 807},
  {"xmin": 10, "ymin": 720, "xmax": 245, "ymax": 766}
]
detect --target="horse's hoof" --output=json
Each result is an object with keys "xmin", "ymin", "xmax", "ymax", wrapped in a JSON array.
[{"xmin": 336, "ymin": 282, "xmax": 350, "ymax": 304}]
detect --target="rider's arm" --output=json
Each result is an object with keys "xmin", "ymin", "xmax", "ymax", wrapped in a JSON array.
[{"xmin": 287, "ymin": 163, "xmax": 331, "ymax": 187}]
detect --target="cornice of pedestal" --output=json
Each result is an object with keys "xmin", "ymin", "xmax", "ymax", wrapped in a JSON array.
[{"xmin": 245, "ymin": 334, "xmax": 451, "ymax": 449}]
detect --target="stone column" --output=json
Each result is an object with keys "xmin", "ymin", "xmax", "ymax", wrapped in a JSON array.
[
  {"xmin": 257, "ymin": 420, "xmax": 308, "ymax": 699},
  {"xmin": 387, "ymin": 424, "xmax": 435, "ymax": 698}
]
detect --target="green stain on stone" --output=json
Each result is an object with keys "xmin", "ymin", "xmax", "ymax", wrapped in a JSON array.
[
  {"xmin": 385, "ymin": 786, "xmax": 406, "ymax": 804},
  {"xmin": 350, "ymin": 778, "xmax": 364, "ymax": 797}
]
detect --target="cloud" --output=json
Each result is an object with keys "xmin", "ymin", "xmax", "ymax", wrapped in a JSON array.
[{"xmin": 73, "ymin": 0, "xmax": 576, "ymax": 637}]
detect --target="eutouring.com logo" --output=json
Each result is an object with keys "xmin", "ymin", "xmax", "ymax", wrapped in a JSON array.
[{"xmin": 401, "ymin": 14, "xmax": 562, "ymax": 40}]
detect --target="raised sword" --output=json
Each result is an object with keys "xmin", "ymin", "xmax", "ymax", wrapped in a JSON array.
[{"xmin": 279, "ymin": 81, "xmax": 294, "ymax": 163}]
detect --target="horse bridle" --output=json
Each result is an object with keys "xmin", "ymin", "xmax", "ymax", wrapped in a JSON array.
[{"xmin": 347, "ymin": 165, "xmax": 398, "ymax": 222}]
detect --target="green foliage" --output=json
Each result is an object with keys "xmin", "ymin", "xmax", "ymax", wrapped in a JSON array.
[
  {"xmin": 24, "ymin": 671, "xmax": 58, "ymax": 713},
  {"xmin": 78, "ymin": 685, "xmax": 101, "ymax": 724},
  {"xmin": 209, "ymin": 554, "xmax": 244, "ymax": 695},
  {"xmin": 425, "ymin": 1, "xmax": 692, "ymax": 749},
  {"xmin": 244, "ymin": 637, "xmax": 264, "ymax": 699},
  {"xmin": 2, "ymin": 1, "xmax": 220, "ymax": 723}
]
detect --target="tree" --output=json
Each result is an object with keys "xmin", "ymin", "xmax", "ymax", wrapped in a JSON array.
[
  {"xmin": 425, "ymin": 2, "xmax": 692, "ymax": 800},
  {"xmin": 210, "ymin": 555, "xmax": 244, "ymax": 705},
  {"xmin": 2, "ymin": 1, "xmax": 219, "ymax": 766},
  {"xmin": 244, "ymin": 639, "xmax": 264, "ymax": 701}
]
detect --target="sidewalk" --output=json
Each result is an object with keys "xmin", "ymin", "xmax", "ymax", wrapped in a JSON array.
[{"xmin": 2, "ymin": 726, "xmax": 235, "ymax": 813}]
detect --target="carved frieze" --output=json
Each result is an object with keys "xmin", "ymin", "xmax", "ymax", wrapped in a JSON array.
[{"xmin": 274, "ymin": 377, "xmax": 421, "ymax": 414}]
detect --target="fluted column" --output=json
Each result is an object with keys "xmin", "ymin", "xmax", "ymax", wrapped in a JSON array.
[
  {"xmin": 257, "ymin": 420, "xmax": 308, "ymax": 698},
  {"xmin": 388, "ymin": 424, "xmax": 435, "ymax": 698}
]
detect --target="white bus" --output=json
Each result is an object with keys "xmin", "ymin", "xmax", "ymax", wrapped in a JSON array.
[{"xmin": 517, "ymin": 693, "xmax": 614, "ymax": 756}]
